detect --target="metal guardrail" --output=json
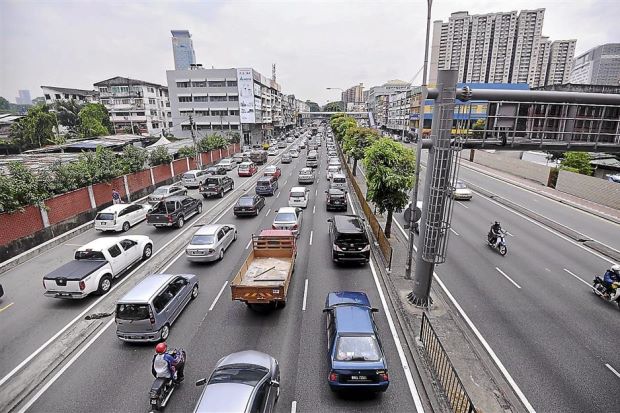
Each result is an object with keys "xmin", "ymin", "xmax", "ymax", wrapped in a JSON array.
[{"xmin": 420, "ymin": 312, "xmax": 476, "ymax": 413}]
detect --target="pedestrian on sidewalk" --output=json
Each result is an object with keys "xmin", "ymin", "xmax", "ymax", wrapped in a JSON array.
[{"xmin": 112, "ymin": 188, "xmax": 121, "ymax": 204}]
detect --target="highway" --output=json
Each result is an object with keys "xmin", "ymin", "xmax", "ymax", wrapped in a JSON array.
[
  {"xmin": 2, "ymin": 134, "xmax": 422, "ymax": 412},
  {"xmin": 390, "ymin": 145, "xmax": 620, "ymax": 413}
]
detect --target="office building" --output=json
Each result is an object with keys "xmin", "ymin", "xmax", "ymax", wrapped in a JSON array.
[
  {"xmin": 366, "ymin": 80, "xmax": 410, "ymax": 128},
  {"xmin": 570, "ymin": 43, "xmax": 620, "ymax": 85},
  {"xmin": 386, "ymin": 90, "xmax": 412, "ymax": 133},
  {"xmin": 341, "ymin": 83, "xmax": 364, "ymax": 106},
  {"xmin": 15, "ymin": 90, "xmax": 32, "ymax": 105},
  {"xmin": 430, "ymin": 9, "xmax": 575, "ymax": 88},
  {"xmin": 171, "ymin": 30, "xmax": 197, "ymax": 70},
  {"xmin": 94, "ymin": 77, "xmax": 170, "ymax": 136},
  {"xmin": 41, "ymin": 86, "xmax": 99, "ymax": 105}
]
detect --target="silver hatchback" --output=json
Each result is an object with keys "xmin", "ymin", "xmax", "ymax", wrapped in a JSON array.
[{"xmin": 185, "ymin": 224, "xmax": 237, "ymax": 262}]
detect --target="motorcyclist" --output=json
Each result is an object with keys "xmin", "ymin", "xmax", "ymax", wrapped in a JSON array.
[
  {"xmin": 152, "ymin": 342, "xmax": 185, "ymax": 382},
  {"xmin": 603, "ymin": 264, "xmax": 620, "ymax": 298},
  {"xmin": 488, "ymin": 221, "xmax": 503, "ymax": 247}
]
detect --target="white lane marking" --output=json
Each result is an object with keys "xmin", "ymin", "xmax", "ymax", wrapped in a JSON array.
[
  {"xmin": 393, "ymin": 221, "xmax": 536, "ymax": 412},
  {"xmin": 315, "ymin": 188, "xmax": 317, "ymax": 196},
  {"xmin": 309, "ymin": 231, "xmax": 313, "ymax": 246},
  {"xmin": 368, "ymin": 259, "xmax": 425, "ymax": 412},
  {"xmin": 476, "ymin": 188, "xmax": 616, "ymax": 265},
  {"xmin": 63, "ymin": 243, "xmax": 82, "ymax": 247},
  {"xmin": 449, "ymin": 228, "xmax": 460, "ymax": 236},
  {"xmin": 347, "ymin": 192, "xmax": 356, "ymax": 215},
  {"xmin": 313, "ymin": 205, "xmax": 316, "ymax": 214},
  {"xmin": 0, "ymin": 302, "xmax": 14, "ymax": 313},
  {"xmin": 209, "ymin": 281, "xmax": 229, "ymax": 312},
  {"xmin": 606, "ymin": 363, "xmax": 620, "ymax": 379},
  {"xmin": 495, "ymin": 267, "xmax": 522, "ymax": 289},
  {"xmin": 302, "ymin": 279, "xmax": 309, "ymax": 311},
  {"xmin": 283, "ymin": 180, "xmax": 287, "ymax": 186},
  {"xmin": 276, "ymin": 191, "xmax": 281, "ymax": 198},
  {"xmin": 17, "ymin": 318, "xmax": 115, "ymax": 413},
  {"xmin": 291, "ymin": 401, "xmax": 297, "ymax": 413},
  {"xmin": 563, "ymin": 268, "xmax": 591, "ymax": 287},
  {"xmin": 458, "ymin": 202, "xmax": 469, "ymax": 209},
  {"xmin": 245, "ymin": 239, "xmax": 252, "ymax": 250},
  {"xmin": 357, "ymin": 164, "xmax": 367, "ymax": 179},
  {"xmin": 265, "ymin": 208, "xmax": 271, "ymax": 217}
]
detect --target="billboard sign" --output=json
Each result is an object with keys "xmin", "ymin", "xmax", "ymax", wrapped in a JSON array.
[{"xmin": 237, "ymin": 68, "xmax": 255, "ymax": 124}]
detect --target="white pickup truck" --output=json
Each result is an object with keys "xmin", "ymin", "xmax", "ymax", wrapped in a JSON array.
[{"xmin": 43, "ymin": 236, "xmax": 153, "ymax": 299}]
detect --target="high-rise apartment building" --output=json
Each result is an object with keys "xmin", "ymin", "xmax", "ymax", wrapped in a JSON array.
[
  {"xmin": 430, "ymin": 9, "xmax": 575, "ymax": 88},
  {"xmin": 547, "ymin": 40, "xmax": 577, "ymax": 85},
  {"xmin": 570, "ymin": 43, "xmax": 620, "ymax": 85},
  {"xmin": 341, "ymin": 83, "xmax": 364, "ymax": 105},
  {"xmin": 171, "ymin": 30, "xmax": 197, "ymax": 70},
  {"xmin": 15, "ymin": 90, "xmax": 32, "ymax": 105}
]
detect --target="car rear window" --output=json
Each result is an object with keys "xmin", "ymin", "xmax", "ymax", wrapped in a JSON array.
[
  {"xmin": 256, "ymin": 180, "xmax": 272, "ymax": 187},
  {"xmin": 238, "ymin": 198, "xmax": 255, "ymax": 206},
  {"xmin": 333, "ymin": 177, "xmax": 346, "ymax": 183},
  {"xmin": 275, "ymin": 212, "xmax": 296, "ymax": 222},
  {"xmin": 336, "ymin": 232, "xmax": 367, "ymax": 243},
  {"xmin": 239, "ymin": 164, "xmax": 250, "ymax": 170},
  {"xmin": 96, "ymin": 213, "xmax": 115, "ymax": 221},
  {"xmin": 116, "ymin": 304, "xmax": 150, "ymax": 321},
  {"xmin": 206, "ymin": 178, "xmax": 220, "ymax": 185},
  {"xmin": 75, "ymin": 250, "xmax": 106, "ymax": 260},
  {"xmin": 290, "ymin": 191, "xmax": 305, "ymax": 198},
  {"xmin": 191, "ymin": 234, "xmax": 215, "ymax": 245},
  {"xmin": 209, "ymin": 366, "xmax": 268, "ymax": 386},
  {"xmin": 335, "ymin": 335, "xmax": 381, "ymax": 361}
]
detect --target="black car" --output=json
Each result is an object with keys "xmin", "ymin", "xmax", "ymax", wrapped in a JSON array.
[
  {"xmin": 199, "ymin": 176, "xmax": 235, "ymax": 198},
  {"xmin": 205, "ymin": 165, "xmax": 228, "ymax": 175},
  {"xmin": 325, "ymin": 188, "xmax": 347, "ymax": 211},
  {"xmin": 328, "ymin": 215, "xmax": 370, "ymax": 264},
  {"xmin": 234, "ymin": 194, "xmax": 266, "ymax": 217},
  {"xmin": 147, "ymin": 195, "xmax": 202, "ymax": 228}
]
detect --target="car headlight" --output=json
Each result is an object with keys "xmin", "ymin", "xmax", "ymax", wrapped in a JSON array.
[
  {"xmin": 333, "ymin": 244, "xmax": 343, "ymax": 252},
  {"xmin": 361, "ymin": 245, "xmax": 370, "ymax": 252}
]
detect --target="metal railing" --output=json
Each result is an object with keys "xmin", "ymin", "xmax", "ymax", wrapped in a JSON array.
[{"xmin": 420, "ymin": 312, "xmax": 476, "ymax": 413}]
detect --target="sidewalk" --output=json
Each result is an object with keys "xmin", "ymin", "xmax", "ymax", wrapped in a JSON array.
[{"xmin": 349, "ymin": 161, "xmax": 526, "ymax": 413}]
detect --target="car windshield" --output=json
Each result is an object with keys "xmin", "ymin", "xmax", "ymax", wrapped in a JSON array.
[
  {"xmin": 333, "ymin": 177, "xmax": 346, "ymax": 183},
  {"xmin": 300, "ymin": 169, "xmax": 312, "ymax": 175},
  {"xmin": 75, "ymin": 250, "xmax": 106, "ymax": 260},
  {"xmin": 265, "ymin": 166, "xmax": 276, "ymax": 173},
  {"xmin": 455, "ymin": 182, "xmax": 467, "ymax": 189},
  {"xmin": 96, "ymin": 213, "xmax": 115, "ymax": 221},
  {"xmin": 208, "ymin": 365, "xmax": 268, "ymax": 386},
  {"xmin": 239, "ymin": 164, "xmax": 250, "ymax": 169},
  {"xmin": 153, "ymin": 187, "xmax": 168, "ymax": 195},
  {"xmin": 257, "ymin": 180, "xmax": 271, "ymax": 187},
  {"xmin": 116, "ymin": 304, "xmax": 149, "ymax": 321},
  {"xmin": 275, "ymin": 212, "xmax": 296, "ymax": 222},
  {"xmin": 191, "ymin": 234, "xmax": 215, "ymax": 245},
  {"xmin": 335, "ymin": 335, "xmax": 381, "ymax": 361},
  {"xmin": 238, "ymin": 197, "xmax": 255, "ymax": 206},
  {"xmin": 183, "ymin": 173, "xmax": 196, "ymax": 179},
  {"xmin": 206, "ymin": 178, "xmax": 220, "ymax": 185}
]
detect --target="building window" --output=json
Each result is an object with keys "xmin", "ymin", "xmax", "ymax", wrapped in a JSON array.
[
  {"xmin": 228, "ymin": 95, "xmax": 238, "ymax": 101},
  {"xmin": 195, "ymin": 110, "xmax": 209, "ymax": 116},
  {"xmin": 150, "ymin": 110, "xmax": 157, "ymax": 116},
  {"xmin": 208, "ymin": 81, "xmax": 226, "ymax": 87},
  {"xmin": 55, "ymin": 94, "xmax": 61, "ymax": 99},
  {"xmin": 180, "ymin": 111, "xmax": 193, "ymax": 117},
  {"xmin": 100, "ymin": 99, "xmax": 109, "ymax": 104},
  {"xmin": 149, "ymin": 98, "xmax": 156, "ymax": 105},
  {"xmin": 148, "ymin": 87, "xmax": 155, "ymax": 93},
  {"xmin": 181, "ymin": 125, "xmax": 191, "ymax": 131},
  {"xmin": 229, "ymin": 110, "xmax": 239, "ymax": 116},
  {"xmin": 178, "ymin": 96, "xmax": 192, "ymax": 103},
  {"xmin": 211, "ymin": 110, "xmax": 227, "ymax": 116},
  {"xmin": 230, "ymin": 124, "xmax": 239, "ymax": 130},
  {"xmin": 44, "ymin": 94, "xmax": 51, "ymax": 100},
  {"xmin": 152, "ymin": 122, "xmax": 159, "ymax": 129},
  {"xmin": 191, "ymin": 81, "xmax": 206, "ymax": 87},
  {"xmin": 99, "ymin": 87, "xmax": 108, "ymax": 93},
  {"xmin": 210, "ymin": 96, "xmax": 227, "ymax": 102},
  {"xmin": 176, "ymin": 82, "xmax": 190, "ymax": 88},
  {"xmin": 227, "ymin": 81, "xmax": 238, "ymax": 87},
  {"xmin": 168, "ymin": 122, "xmax": 173, "ymax": 127},
  {"xmin": 193, "ymin": 96, "xmax": 209, "ymax": 102}
]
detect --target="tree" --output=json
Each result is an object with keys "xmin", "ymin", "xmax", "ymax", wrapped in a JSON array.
[
  {"xmin": 149, "ymin": 146, "xmax": 172, "ymax": 166},
  {"xmin": 78, "ymin": 103, "xmax": 112, "ymax": 137},
  {"xmin": 54, "ymin": 100, "xmax": 83, "ymax": 134},
  {"xmin": 0, "ymin": 162, "xmax": 50, "ymax": 213},
  {"xmin": 0, "ymin": 97, "xmax": 10, "ymax": 111},
  {"xmin": 363, "ymin": 138, "xmax": 416, "ymax": 238},
  {"xmin": 120, "ymin": 145, "xmax": 148, "ymax": 173},
  {"xmin": 229, "ymin": 132, "xmax": 241, "ymax": 144},
  {"xmin": 343, "ymin": 127, "xmax": 379, "ymax": 176},
  {"xmin": 177, "ymin": 145, "xmax": 197, "ymax": 159},
  {"xmin": 9, "ymin": 104, "xmax": 57, "ymax": 151},
  {"xmin": 323, "ymin": 101, "xmax": 344, "ymax": 112},
  {"xmin": 330, "ymin": 115, "xmax": 356, "ymax": 141},
  {"xmin": 197, "ymin": 134, "xmax": 228, "ymax": 152},
  {"xmin": 561, "ymin": 152, "xmax": 593, "ymax": 175}
]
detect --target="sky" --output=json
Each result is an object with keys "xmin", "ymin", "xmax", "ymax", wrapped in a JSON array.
[{"xmin": 1, "ymin": 0, "xmax": 618, "ymax": 105}]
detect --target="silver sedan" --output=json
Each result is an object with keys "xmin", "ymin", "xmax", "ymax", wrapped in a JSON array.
[{"xmin": 185, "ymin": 224, "xmax": 237, "ymax": 262}]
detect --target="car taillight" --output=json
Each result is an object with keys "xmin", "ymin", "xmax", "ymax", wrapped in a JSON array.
[
  {"xmin": 329, "ymin": 372, "xmax": 338, "ymax": 382},
  {"xmin": 379, "ymin": 372, "xmax": 389, "ymax": 382},
  {"xmin": 272, "ymin": 224, "xmax": 277, "ymax": 229},
  {"xmin": 42, "ymin": 279, "xmax": 45, "ymax": 288},
  {"xmin": 79, "ymin": 281, "xmax": 86, "ymax": 291},
  {"xmin": 149, "ymin": 307, "xmax": 155, "ymax": 324},
  {"xmin": 167, "ymin": 215, "xmax": 173, "ymax": 223},
  {"xmin": 291, "ymin": 224, "xmax": 298, "ymax": 230}
]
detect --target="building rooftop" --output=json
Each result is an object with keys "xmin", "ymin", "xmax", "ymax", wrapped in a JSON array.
[
  {"xmin": 40, "ymin": 86, "xmax": 98, "ymax": 96},
  {"xmin": 94, "ymin": 76, "xmax": 166, "ymax": 89}
]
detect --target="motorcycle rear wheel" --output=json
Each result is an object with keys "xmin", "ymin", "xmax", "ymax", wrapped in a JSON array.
[{"xmin": 499, "ymin": 245, "xmax": 507, "ymax": 256}]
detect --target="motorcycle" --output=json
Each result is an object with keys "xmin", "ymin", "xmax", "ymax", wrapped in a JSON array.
[
  {"xmin": 149, "ymin": 349, "xmax": 186, "ymax": 411},
  {"xmin": 591, "ymin": 277, "xmax": 620, "ymax": 310},
  {"xmin": 488, "ymin": 230, "xmax": 507, "ymax": 256}
]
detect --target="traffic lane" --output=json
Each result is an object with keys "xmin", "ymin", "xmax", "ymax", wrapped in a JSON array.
[
  {"xmin": 25, "ymin": 156, "xmax": 317, "ymax": 412},
  {"xmin": 457, "ymin": 164, "xmax": 620, "ymax": 249},
  {"xmin": 439, "ymin": 191, "xmax": 620, "ymax": 412},
  {"xmin": 293, "ymin": 169, "xmax": 416, "ymax": 412}
]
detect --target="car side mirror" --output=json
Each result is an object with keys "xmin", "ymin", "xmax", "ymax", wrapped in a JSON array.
[
  {"xmin": 371, "ymin": 307, "xmax": 379, "ymax": 313},
  {"xmin": 195, "ymin": 378, "xmax": 207, "ymax": 386},
  {"xmin": 270, "ymin": 380, "xmax": 280, "ymax": 387},
  {"xmin": 327, "ymin": 218, "xmax": 332, "ymax": 223},
  {"xmin": 322, "ymin": 308, "xmax": 331, "ymax": 313}
]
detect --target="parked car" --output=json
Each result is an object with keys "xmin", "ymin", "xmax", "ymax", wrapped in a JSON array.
[
  {"xmin": 234, "ymin": 194, "xmax": 265, "ymax": 217},
  {"xmin": 272, "ymin": 207, "xmax": 303, "ymax": 236},
  {"xmin": 43, "ymin": 236, "xmax": 153, "ymax": 299},
  {"xmin": 205, "ymin": 165, "xmax": 228, "ymax": 175},
  {"xmin": 452, "ymin": 180, "xmax": 473, "ymax": 200},
  {"xmin": 148, "ymin": 184, "xmax": 187, "ymax": 205},
  {"xmin": 217, "ymin": 158, "xmax": 237, "ymax": 171},
  {"xmin": 194, "ymin": 351, "xmax": 280, "ymax": 413},
  {"xmin": 94, "ymin": 203, "xmax": 151, "ymax": 233},
  {"xmin": 115, "ymin": 273, "xmax": 198, "ymax": 342},
  {"xmin": 182, "ymin": 169, "xmax": 209, "ymax": 188},
  {"xmin": 147, "ymin": 196, "xmax": 202, "ymax": 228},
  {"xmin": 323, "ymin": 291, "xmax": 389, "ymax": 392},
  {"xmin": 329, "ymin": 173, "xmax": 348, "ymax": 192},
  {"xmin": 328, "ymin": 215, "xmax": 370, "ymax": 264},
  {"xmin": 185, "ymin": 224, "xmax": 237, "ymax": 262},
  {"xmin": 267, "ymin": 147, "xmax": 279, "ymax": 156},
  {"xmin": 238, "ymin": 161, "xmax": 258, "ymax": 177},
  {"xmin": 288, "ymin": 187, "xmax": 310, "ymax": 208},
  {"xmin": 255, "ymin": 176, "xmax": 279, "ymax": 196},
  {"xmin": 263, "ymin": 165, "xmax": 282, "ymax": 179},
  {"xmin": 199, "ymin": 176, "xmax": 235, "ymax": 198},
  {"xmin": 281, "ymin": 153, "xmax": 292, "ymax": 163},
  {"xmin": 326, "ymin": 165, "xmax": 341, "ymax": 181},
  {"xmin": 297, "ymin": 167, "xmax": 315, "ymax": 184},
  {"xmin": 325, "ymin": 188, "xmax": 347, "ymax": 211}
]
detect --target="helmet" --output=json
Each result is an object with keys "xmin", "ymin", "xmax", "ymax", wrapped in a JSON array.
[
  {"xmin": 612, "ymin": 264, "xmax": 620, "ymax": 275},
  {"xmin": 155, "ymin": 342, "xmax": 167, "ymax": 354},
  {"xmin": 494, "ymin": 221, "xmax": 500, "ymax": 226}
]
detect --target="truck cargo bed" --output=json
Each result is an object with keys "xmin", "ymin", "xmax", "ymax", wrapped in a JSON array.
[{"xmin": 238, "ymin": 257, "xmax": 292, "ymax": 286}]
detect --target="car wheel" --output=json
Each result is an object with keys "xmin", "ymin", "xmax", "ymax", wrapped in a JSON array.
[
  {"xmin": 233, "ymin": 231, "xmax": 238, "ymax": 241},
  {"xmin": 96, "ymin": 275, "xmax": 112, "ymax": 295},
  {"xmin": 220, "ymin": 190, "xmax": 224, "ymax": 198},
  {"xmin": 191, "ymin": 284, "xmax": 199, "ymax": 300},
  {"xmin": 142, "ymin": 243, "xmax": 153, "ymax": 260},
  {"xmin": 177, "ymin": 216, "xmax": 185, "ymax": 228},
  {"xmin": 122, "ymin": 221, "xmax": 130, "ymax": 232},
  {"xmin": 183, "ymin": 190, "xmax": 188, "ymax": 196},
  {"xmin": 218, "ymin": 249, "xmax": 224, "ymax": 261},
  {"xmin": 197, "ymin": 203, "xmax": 203, "ymax": 214},
  {"xmin": 159, "ymin": 324, "xmax": 170, "ymax": 341},
  {"xmin": 231, "ymin": 183, "xmax": 235, "ymax": 190}
]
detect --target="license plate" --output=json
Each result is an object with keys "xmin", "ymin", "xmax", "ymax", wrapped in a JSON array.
[
  {"xmin": 100, "ymin": 222, "xmax": 106, "ymax": 225},
  {"xmin": 350, "ymin": 375, "xmax": 367, "ymax": 380}
]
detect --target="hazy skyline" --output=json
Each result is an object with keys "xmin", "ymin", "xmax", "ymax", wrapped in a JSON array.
[{"xmin": 1, "ymin": 0, "xmax": 618, "ymax": 105}]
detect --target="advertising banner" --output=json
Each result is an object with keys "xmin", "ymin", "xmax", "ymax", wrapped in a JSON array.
[{"xmin": 237, "ymin": 68, "xmax": 255, "ymax": 124}]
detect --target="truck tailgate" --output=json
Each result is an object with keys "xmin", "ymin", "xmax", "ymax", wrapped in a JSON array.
[{"xmin": 147, "ymin": 214, "xmax": 171, "ymax": 224}]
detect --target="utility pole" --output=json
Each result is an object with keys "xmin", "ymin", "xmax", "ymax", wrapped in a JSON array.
[{"xmin": 189, "ymin": 114, "xmax": 201, "ymax": 167}]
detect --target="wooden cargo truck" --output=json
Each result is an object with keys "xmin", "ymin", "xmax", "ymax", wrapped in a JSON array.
[{"xmin": 231, "ymin": 229, "xmax": 296, "ymax": 309}]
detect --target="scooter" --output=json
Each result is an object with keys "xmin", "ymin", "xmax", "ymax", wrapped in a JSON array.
[
  {"xmin": 149, "ymin": 349, "xmax": 186, "ymax": 412},
  {"xmin": 592, "ymin": 277, "xmax": 620, "ymax": 310},
  {"xmin": 488, "ymin": 231, "xmax": 507, "ymax": 256}
]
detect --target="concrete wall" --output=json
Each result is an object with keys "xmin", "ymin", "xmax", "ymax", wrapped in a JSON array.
[
  {"xmin": 556, "ymin": 170, "xmax": 620, "ymax": 210},
  {"xmin": 472, "ymin": 150, "xmax": 551, "ymax": 185}
]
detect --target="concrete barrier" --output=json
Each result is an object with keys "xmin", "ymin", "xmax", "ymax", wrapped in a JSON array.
[{"xmin": 556, "ymin": 169, "xmax": 620, "ymax": 211}]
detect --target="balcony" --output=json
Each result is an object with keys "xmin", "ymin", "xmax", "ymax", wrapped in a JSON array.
[{"xmin": 99, "ymin": 91, "xmax": 142, "ymax": 98}]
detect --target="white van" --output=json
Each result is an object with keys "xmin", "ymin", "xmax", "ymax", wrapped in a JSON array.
[
  {"xmin": 329, "ymin": 173, "xmax": 348, "ymax": 192},
  {"xmin": 288, "ymin": 186, "xmax": 310, "ymax": 208}
]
